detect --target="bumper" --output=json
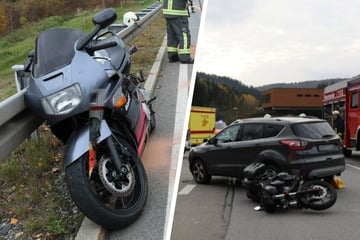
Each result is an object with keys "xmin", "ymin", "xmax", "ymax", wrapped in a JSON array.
[{"xmin": 308, "ymin": 165, "xmax": 345, "ymax": 178}]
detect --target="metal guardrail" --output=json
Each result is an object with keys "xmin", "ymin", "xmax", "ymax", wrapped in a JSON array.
[{"xmin": 0, "ymin": 2, "xmax": 162, "ymax": 162}]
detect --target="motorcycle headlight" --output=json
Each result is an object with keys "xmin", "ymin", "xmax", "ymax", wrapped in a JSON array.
[{"xmin": 41, "ymin": 84, "xmax": 82, "ymax": 115}]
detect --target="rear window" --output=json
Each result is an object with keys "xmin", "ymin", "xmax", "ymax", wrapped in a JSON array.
[
  {"xmin": 240, "ymin": 124, "xmax": 263, "ymax": 140},
  {"xmin": 291, "ymin": 121, "xmax": 336, "ymax": 139}
]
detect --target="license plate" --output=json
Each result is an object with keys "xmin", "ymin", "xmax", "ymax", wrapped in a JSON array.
[{"xmin": 317, "ymin": 144, "xmax": 337, "ymax": 152}]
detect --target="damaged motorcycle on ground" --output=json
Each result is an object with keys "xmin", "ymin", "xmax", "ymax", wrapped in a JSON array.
[
  {"xmin": 242, "ymin": 162, "xmax": 337, "ymax": 213},
  {"xmin": 24, "ymin": 8, "xmax": 156, "ymax": 229}
]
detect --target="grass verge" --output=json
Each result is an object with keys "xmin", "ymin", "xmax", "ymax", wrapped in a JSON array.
[{"xmin": 0, "ymin": 4, "xmax": 166, "ymax": 240}]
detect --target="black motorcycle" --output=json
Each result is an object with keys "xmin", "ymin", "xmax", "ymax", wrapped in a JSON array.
[
  {"xmin": 24, "ymin": 8, "xmax": 155, "ymax": 229},
  {"xmin": 243, "ymin": 163, "xmax": 337, "ymax": 212}
]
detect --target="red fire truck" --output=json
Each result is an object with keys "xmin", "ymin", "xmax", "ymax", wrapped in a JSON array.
[{"xmin": 323, "ymin": 74, "xmax": 360, "ymax": 157}]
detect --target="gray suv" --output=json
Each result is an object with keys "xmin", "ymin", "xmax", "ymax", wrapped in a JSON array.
[{"xmin": 189, "ymin": 117, "xmax": 345, "ymax": 184}]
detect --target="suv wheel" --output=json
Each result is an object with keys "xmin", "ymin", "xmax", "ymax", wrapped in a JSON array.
[{"xmin": 191, "ymin": 159, "xmax": 211, "ymax": 184}]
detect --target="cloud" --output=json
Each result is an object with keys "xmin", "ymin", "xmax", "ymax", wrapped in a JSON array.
[{"xmin": 196, "ymin": 0, "xmax": 360, "ymax": 86}]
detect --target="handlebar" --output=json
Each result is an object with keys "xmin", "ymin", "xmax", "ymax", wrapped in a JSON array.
[{"xmin": 86, "ymin": 40, "xmax": 118, "ymax": 52}]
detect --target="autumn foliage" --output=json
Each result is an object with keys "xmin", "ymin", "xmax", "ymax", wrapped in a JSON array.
[
  {"xmin": 0, "ymin": 0, "xmax": 128, "ymax": 36},
  {"xmin": 0, "ymin": 4, "xmax": 7, "ymax": 35},
  {"xmin": 192, "ymin": 72, "xmax": 262, "ymax": 123}
]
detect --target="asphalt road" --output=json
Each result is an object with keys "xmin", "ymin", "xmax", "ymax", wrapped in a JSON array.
[
  {"xmin": 104, "ymin": 2, "xmax": 202, "ymax": 240},
  {"xmin": 172, "ymin": 151, "xmax": 360, "ymax": 240}
]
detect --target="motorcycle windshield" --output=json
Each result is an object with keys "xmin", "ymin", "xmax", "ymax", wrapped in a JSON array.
[{"xmin": 32, "ymin": 28, "xmax": 86, "ymax": 78}]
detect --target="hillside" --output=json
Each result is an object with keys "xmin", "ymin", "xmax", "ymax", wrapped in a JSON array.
[
  {"xmin": 193, "ymin": 72, "xmax": 349, "ymax": 122},
  {"xmin": 257, "ymin": 78, "xmax": 348, "ymax": 92},
  {"xmin": 192, "ymin": 72, "xmax": 261, "ymax": 122}
]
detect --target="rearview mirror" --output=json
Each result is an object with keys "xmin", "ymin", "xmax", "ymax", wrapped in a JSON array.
[{"xmin": 93, "ymin": 8, "xmax": 117, "ymax": 28}]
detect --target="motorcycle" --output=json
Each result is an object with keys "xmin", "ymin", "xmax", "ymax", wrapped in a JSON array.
[
  {"xmin": 24, "ymin": 8, "xmax": 156, "ymax": 229},
  {"xmin": 243, "ymin": 163, "xmax": 337, "ymax": 213}
]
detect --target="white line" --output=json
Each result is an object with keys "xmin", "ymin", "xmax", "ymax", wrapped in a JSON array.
[
  {"xmin": 346, "ymin": 163, "xmax": 360, "ymax": 171},
  {"xmin": 178, "ymin": 184, "xmax": 197, "ymax": 195},
  {"xmin": 164, "ymin": 63, "xmax": 190, "ymax": 240}
]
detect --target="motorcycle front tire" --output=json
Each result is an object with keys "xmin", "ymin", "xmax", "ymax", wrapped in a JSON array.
[{"xmin": 65, "ymin": 136, "xmax": 148, "ymax": 230}]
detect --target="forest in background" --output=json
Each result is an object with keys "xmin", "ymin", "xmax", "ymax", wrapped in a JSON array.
[
  {"xmin": 0, "ymin": 0, "xmax": 134, "ymax": 36},
  {"xmin": 192, "ymin": 72, "xmax": 262, "ymax": 123}
]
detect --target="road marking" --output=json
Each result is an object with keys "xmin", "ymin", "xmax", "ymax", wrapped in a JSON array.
[
  {"xmin": 178, "ymin": 184, "xmax": 196, "ymax": 195},
  {"xmin": 164, "ymin": 62, "xmax": 192, "ymax": 240},
  {"xmin": 346, "ymin": 163, "xmax": 360, "ymax": 171}
]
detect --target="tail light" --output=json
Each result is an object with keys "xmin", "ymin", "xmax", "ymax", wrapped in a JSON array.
[{"xmin": 281, "ymin": 140, "xmax": 308, "ymax": 150}]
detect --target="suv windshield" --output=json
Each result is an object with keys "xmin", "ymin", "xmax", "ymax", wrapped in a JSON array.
[{"xmin": 292, "ymin": 121, "xmax": 336, "ymax": 139}]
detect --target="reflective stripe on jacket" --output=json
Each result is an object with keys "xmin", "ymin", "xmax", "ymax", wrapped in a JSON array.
[{"xmin": 161, "ymin": 0, "xmax": 189, "ymax": 17}]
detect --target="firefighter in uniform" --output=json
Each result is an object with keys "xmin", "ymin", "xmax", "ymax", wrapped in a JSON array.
[
  {"xmin": 161, "ymin": 0, "xmax": 194, "ymax": 64},
  {"xmin": 332, "ymin": 110, "xmax": 344, "ymax": 139}
]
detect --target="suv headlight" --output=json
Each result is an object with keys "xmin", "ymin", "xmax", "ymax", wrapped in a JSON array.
[{"xmin": 41, "ymin": 84, "xmax": 82, "ymax": 115}]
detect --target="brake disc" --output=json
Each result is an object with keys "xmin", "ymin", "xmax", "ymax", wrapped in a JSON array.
[
  {"xmin": 98, "ymin": 155, "xmax": 135, "ymax": 197},
  {"xmin": 310, "ymin": 185, "xmax": 327, "ymax": 199}
]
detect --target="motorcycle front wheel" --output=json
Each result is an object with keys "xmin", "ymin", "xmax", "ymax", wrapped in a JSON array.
[
  {"xmin": 65, "ymin": 136, "xmax": 148, "ymax": 230},
  {"xmin": 299, "ymin": 180, "xmax": 337, "ymax": 211}
]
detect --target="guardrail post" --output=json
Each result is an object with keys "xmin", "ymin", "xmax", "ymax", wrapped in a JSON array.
[{"xmin": 12, "ymin": 64, "xmax": 39, "ymax": 140}]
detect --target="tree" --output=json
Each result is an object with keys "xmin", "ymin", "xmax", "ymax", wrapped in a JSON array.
[
  {"xmin": 0, "ymin": 4, "xmax": 7, "ymax": 35},
  {"xmin": 192, "ymin": 72, "xmax": 261, "ymax": 123}
]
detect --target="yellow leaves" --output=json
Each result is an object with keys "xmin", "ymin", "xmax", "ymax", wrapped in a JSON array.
[
  {"xmin": 241, "ymin": 93, "xmax": 258, "ymax": 106},
  {"xmin": 10, "ymin": 217, "xmax": 18, "ymax": 225}
]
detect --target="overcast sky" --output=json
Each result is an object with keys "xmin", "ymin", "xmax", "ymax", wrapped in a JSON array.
[{"xmin": 195, "ymin": 0, "xmax": 360, "ymax": 87}]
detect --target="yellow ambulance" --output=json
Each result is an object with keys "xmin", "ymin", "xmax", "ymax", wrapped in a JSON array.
[{"xmin": 188, "ymin": 106, "xmax": 216, "ymax": 145}]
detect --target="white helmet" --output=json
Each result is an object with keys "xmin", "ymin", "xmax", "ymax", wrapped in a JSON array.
[
  {"xmin": 123, "ymin": 12, "xmax": 139, "ymax": 26},
  {"xmin": 332, "ymin": 110, "xmax": 340, "ymax": 116},
  {"xmin": 264, "ymin": 114, "xmax": 272, "ymax": 118}
]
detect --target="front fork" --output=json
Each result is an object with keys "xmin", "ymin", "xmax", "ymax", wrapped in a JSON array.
[
  {"xmin": 88, "ymin": 104, "xmax": 103, "ymax": 177},
  {"xmin": 88, "ymin": 91, "xmax": 124, "ymax": 178}
]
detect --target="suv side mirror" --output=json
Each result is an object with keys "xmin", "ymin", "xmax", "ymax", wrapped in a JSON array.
[{"xmin": 208, "ymin": 138, "xmax": 217, "ymax": 145}]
